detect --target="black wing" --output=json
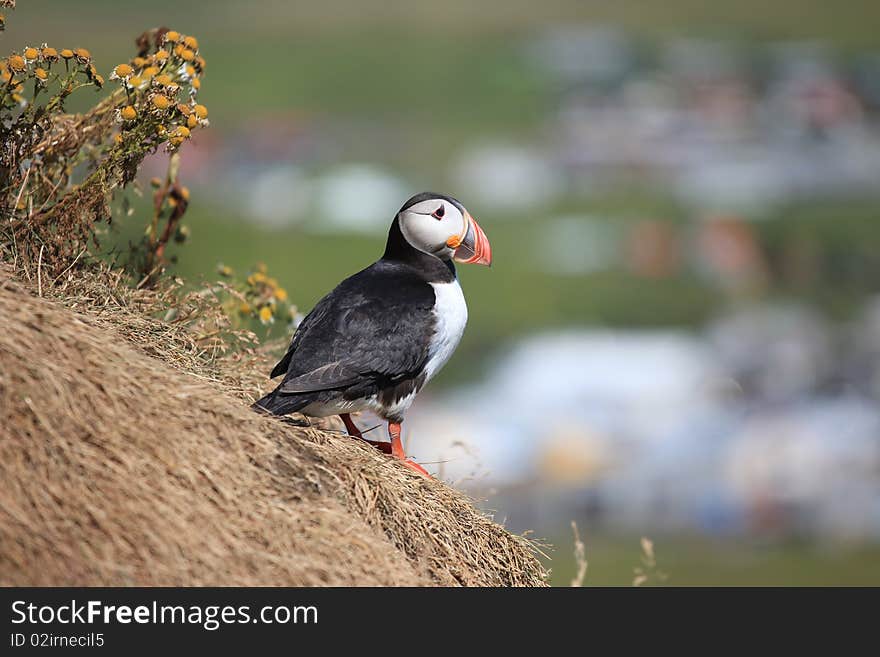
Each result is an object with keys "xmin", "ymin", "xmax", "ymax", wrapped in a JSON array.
[{"xmin": 269, "ymin": 260, "xmax": 437, "ymax": 395}]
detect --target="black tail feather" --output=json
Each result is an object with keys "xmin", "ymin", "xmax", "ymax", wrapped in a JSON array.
[{"xmin": 251, "ymin": 387, "xmax": 312, "ymax": 416}]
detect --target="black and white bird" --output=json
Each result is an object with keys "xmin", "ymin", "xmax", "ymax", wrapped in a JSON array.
[{"xmin": 253, "ymin": 192, "xmax": 492, "ymax": 476}]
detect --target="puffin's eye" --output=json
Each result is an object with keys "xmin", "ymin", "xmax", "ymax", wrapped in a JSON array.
[{"xmin": 432, "ymin": 205, "xmax": 445, "ymax": 220}]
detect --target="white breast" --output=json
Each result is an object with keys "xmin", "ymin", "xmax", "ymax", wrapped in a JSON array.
[{"xmin": 423, "ymin": 279, "xmax": 468, "ymax": 383}]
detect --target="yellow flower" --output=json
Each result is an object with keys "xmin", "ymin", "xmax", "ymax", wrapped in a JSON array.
[
  {"xmin": 164, "ymin": 30, "xmax": 181, "ymax": 43},
  {"xmin": 191, "ymin": 78, "xmax": 201, "ymax": 90},
  {"xmin": 179, "ymin": 186, "xmax": 190, "ymax": 201},
  {"xmin": 114, "ymin": 133, "xmax": 124, "ymax": 145},
  {"xmin": 195, "ymin": 56, "xmax": 207, "ymax": 70},
  {"xmin": 175, "ymin": 125, "xmax": 191, "ymax": 139},
  {"xmin": 176, "ymin": 103, "xmax": 191, "ymax": 115},
  {"xmin": 183, "ymin": 35, "xmax": 199, "ymax": 50},
  {"xmin": 23, "ymin": 47, "xmax": 39, "ymax": 62},
  {"xmin": 74, "ymin": 47, "xmax": 91, "ymax": 63},
  {"xmin": 187, "ymin": 114, "xmax": 198, "ymax": 129},
  {"xmin": 180, "ymin": 48, "xmax": 195, "ymax": 62},
  {"xmin": 120, "ymin": 105, "xmax": 137, "ymax": 120},
  {"xmin": 275, "ymin": 288, "xmax": 288, "ymax": 302},
  {"xmin": 7, "ymin": 55, "xmax": 25, "ymax": 72},
  {"xmin": 142, "ymin": 66, "xmax": 159, "ymax": 79},
  {"xmin": 155, "ymin": 49, "xmax": 170, "ymax": 62},
  {"xmin": 60, "ymin": 49, "xmax": 74, "ymax": 60},
  {"xmin": 41, "ymin": 47, "xmax": 59, "ymax": 61},
  {"xmin": 258, "ymin": 306, "xmax": 274, "ymax": 324},
  {"xmin": 194, "ymin": 104, "xmax": 208, "ymax": 119},
  {"xmin": 132, "ymin": 56, "xmax": 147, "ymax": 68},
  {"xmin": 154, "ymin": 73, "xmax": 173, "ymax": 86},
  {"xmin": 184, "ymin": 64, "xmax": 196, "ymax": 78},
  {"xmin": 34, "ymin": 67, "xmax": 48, "ymax": 81},
  {"xmin": 126, "ymin": 75, "xmax": 144, "ymax": 89},
  {"xmin": 152, "ymin": 95, "xmax": 171, "ymax": 110},
  {"xmin": 238, "ymin": 303, "xmax": 252, "ymax": 316},
  {"xmin": 112, "ymin": 63, "xmax": 133, "ymax": 78}
]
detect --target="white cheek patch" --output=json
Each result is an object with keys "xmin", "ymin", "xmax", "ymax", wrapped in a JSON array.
[{"xmin": 400, "ymin": 208, "xmax": 465, "ymax": 256}]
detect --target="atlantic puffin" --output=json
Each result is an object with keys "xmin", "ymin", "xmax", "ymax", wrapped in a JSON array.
[{"xmin": 254, "ymin": 192, "xmax": 492, "ymax": 476}]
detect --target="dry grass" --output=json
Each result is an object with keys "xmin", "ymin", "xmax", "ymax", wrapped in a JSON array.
[
  {"xmin": 0, "ymin": 265, "xmax": 547, "ymax": 586},
  {"xmin": 570, "ymin": 521, "xmax": 588, "ymax": 586}
]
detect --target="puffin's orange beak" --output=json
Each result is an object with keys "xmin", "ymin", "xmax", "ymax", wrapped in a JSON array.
[{"xmin": 452, "ymin": 212, "xmax": 492, "ymax": 266}]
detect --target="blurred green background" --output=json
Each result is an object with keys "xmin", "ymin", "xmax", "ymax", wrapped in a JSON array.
[{"xmin": 8, "ymin": 0, "xmax": 880, "ymax": 585}]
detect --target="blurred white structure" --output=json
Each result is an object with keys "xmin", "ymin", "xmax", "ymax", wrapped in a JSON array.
[
  {"xmin": 311, "ymin": 164, "xmax": 408, "ymax": 234},
  {"xmin": 451, "ymin": 144, "xmax": 563, "ymax": 212},
  {"xmin": 410, "ymin": 330, "xmax": 725, "ymax": 486},
  {"xmin": 245, "ymin": 165, "xmax": 312, "ymax": 228},
  {"xmin": 726, "ymin": 397, "xmax": 880, "ymax": 540},
  {"xmin": 707, "ymin": 305, "xmax": 832, "ymax": 400},
  {"xmin": 408, "ymin": 319, "xmax": 880, "ymax": 541}
]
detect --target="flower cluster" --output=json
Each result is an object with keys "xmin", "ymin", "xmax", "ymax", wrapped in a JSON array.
[
  {"xmin": 217, "ymin": 262, "xmax": 299, "ymax": 328},
  {"xmin": 109, "ymin": 28, "xmax": 208, "ymax": 152},
  {"xmin": 1, "ymin": 43, "xmax": 104, "ymax": 110},
  {"xmin": 1, "ymin": 21, "xmax": 210, "ymax": 282}
]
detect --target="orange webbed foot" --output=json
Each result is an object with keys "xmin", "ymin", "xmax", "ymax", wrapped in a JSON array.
[
  {"xmin": 388, "ymin": 421, "xmax": 431, "ymax": 478},
  {"xmin": 398, "ymin": 458, "xmax": 431, "ymax": 478}
]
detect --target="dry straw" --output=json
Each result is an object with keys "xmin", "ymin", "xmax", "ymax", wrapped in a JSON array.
[{"xmin": 0, "ymin": 267, "xmax": 548, "ymax": 585}]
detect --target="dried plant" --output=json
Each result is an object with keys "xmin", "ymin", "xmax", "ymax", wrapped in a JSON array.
[
  {"xmin": 570, "ymin": 521, "xmax": 588, "ymax": 586},
  {"xmin": 0, "ymin": 7, "xmax": 258, "ymax": 377},
  {"xmin": 1, "ymin": 7, "xmax": 208, "ymax": 284},
  {"xmin": 0, "ymin": 6, "xmax": 292, "ymax": 370},
  {"xmin": 632, "ymin": 536, "xmax": 668, "ymax": 586}
]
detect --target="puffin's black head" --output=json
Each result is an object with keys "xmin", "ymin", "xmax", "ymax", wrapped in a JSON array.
[{"xmin": 384, "ymin": 192, "xmax": 492, "ymax": 266}]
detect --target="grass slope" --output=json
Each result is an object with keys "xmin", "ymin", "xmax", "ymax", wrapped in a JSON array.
[{"xmin": 0, "ymin": 267, "xmax": 546, "ymax": 586}]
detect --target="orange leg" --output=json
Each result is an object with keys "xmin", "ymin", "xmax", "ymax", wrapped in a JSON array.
[
  {"xmin": 340, "ymin": 413, "xmax": 391, "ymax": 453},
  {"xmin": 388, "ymin": 421, "xmax": 430, "ymax": 478}
]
